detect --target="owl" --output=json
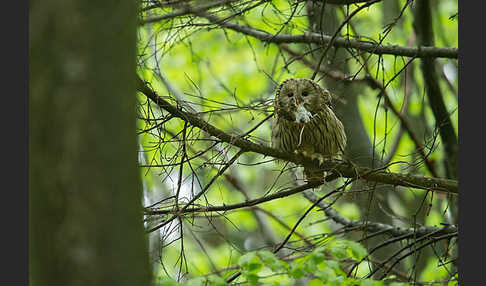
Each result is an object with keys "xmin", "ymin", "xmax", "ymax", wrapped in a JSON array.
[{"xmin": 271, "ymin": 78, "xmax": 346, "ymax": 181}]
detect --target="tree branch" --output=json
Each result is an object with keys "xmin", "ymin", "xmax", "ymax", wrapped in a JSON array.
[
  {"xmin": 141, "ymin": 0, "xmax": 246, "ymax": 24},
  {"xmin": 136, "ymin": 75, "xmax": 458, "ymax": 194},
  {"xmin": 145, "ymin": 180, "xmax": 325, "ymax": 216},
  {"xmin": 302, "ymin": 191, "xmax": 457, "ymax": 238},
  {"xmin": 195, "ymin": 11, "xmax": 457, "ymax": 59},
  {"xmin": 324, "ymin": 0, "xmax": 383, "ymax": 4}
]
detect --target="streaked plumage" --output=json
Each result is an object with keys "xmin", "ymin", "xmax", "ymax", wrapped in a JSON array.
[{"xmin": 271, "ymin": 78, "xmax": 346, "ymax": 181}]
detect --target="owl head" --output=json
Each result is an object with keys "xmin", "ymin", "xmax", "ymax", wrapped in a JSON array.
[{"xmin": 274, "ymin": 78, "xmax": 332, "ymax": 121}]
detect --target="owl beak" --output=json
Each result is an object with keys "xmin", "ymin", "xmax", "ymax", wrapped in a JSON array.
[{"xmin": 295, "ymin": 97, "xmax": 300, "ymax": 105}]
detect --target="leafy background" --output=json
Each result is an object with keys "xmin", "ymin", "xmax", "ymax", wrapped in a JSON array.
[{"xmin": 135, "ymin": 0, "xmax": 458, "ymax": 285}]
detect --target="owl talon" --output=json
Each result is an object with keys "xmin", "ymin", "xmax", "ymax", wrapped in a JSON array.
[
  {"xmin": 294, "ymin": 150, "xmax": 310, "ymax": 158},
  {"xmin": 309, "ymin": 153, "xmax": 325, "ymax": 167},
  {"xmin": 319, "ymin": 157, "xmax": 325, "ymax": 166}
]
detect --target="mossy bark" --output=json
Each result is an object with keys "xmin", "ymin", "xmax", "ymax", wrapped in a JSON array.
[{"xmin": 30, "ymin": 1, "xmax": 151, "ymax": 285}]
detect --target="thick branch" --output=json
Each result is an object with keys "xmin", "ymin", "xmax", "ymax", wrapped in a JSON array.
[
  {"xmin": 141, "ymin": 4, "xmax": 457, "ymax": 58},
  {"xmin": 196, "ymin": 12, "xmax": 457, "ymax": 59},
  {"xmin": 141, "ymin": 0, "xmax": 379, "ymax": 14},
  {"xmin": 141, "ymin": 0, "xmax": 244, "ymax": 24},
  {"xmin": 136, "ymin": 76, "xmax": 458, "ymax": 194},
  {"xmin": 324, "ymin": 0, "xmax": 383, "ymax": 3}
]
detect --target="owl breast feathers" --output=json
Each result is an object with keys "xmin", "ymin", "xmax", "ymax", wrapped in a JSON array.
[{"xmin": 271, "ymin": 78, "xmax": 346, "ymax": 181}]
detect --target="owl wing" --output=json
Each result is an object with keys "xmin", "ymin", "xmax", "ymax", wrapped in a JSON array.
[{"xmin": 311, "ymin": 106, "xmax": 347, "ymax": 158}]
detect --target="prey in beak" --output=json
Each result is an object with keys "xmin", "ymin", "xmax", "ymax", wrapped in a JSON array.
[{"xmin": 295, "ymin": 101, "xmax": 312, "ymax": 123}]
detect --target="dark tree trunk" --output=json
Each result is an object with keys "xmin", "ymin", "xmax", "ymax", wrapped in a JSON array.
[
  {"xmin": 29, "ymin": 0, "xmax": 151, "ymax": 285},
  {"xmin": 413, "ymin": 0, "xmax": 458, "ymax": 181},
  {"xmin": 305, "ymin": 1, "xmax": 433, "ymax": 277},
  {"xmin": 413, "ymin": 0, "xmax": 459, "ymax": 273}
]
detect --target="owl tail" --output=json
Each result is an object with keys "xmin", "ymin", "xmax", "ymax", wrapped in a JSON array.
[{"xmin": 304, "ymin": 167, "xmax": 326, "ymax": 182}]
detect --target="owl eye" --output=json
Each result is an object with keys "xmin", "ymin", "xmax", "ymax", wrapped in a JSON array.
[
  {"xmin": 302, "ymin": 91, "xmax": 309, "ymax": 97},
  {"xmin": 287, "ymin": 92, "xmax": 294, "ymax": 97}
]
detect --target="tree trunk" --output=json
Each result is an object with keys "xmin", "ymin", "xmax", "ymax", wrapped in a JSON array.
[
  {"xmin": 413, "ymin": 0, "xmax": 458, "ymax": 181},
  {"xmin": 305, "ymin": 1, "xmax": 428, "ymax": 277},
  {"xmin": 29, "ymin": 0, "xmax": 151, "ymax": 285}
]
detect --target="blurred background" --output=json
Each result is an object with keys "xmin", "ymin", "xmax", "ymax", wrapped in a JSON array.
[
  {"xmin": 30, "ymin": 0, "xmax": 458, "ymax": 285},
  {"xmin": 137, "ymin": 0, "xmax": 458, "ymax": 285}
]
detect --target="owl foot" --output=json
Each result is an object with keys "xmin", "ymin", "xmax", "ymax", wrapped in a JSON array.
[
  {"xmin": 309, "ymin": 153, "xmax": 325, "ymax": 167},
  {"xmin": 294, "ymin": 150, "xmax": 323, "ymax": 162},
  {"xmin": 294, "ymin": 150, "xmax": 327, "ymax": 167},
  {"xmin": 294, "ymin": 150, "xmax": 307, "ymax": 156}
]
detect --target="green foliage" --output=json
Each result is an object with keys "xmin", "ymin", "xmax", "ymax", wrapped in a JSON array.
[
  {"xmin": 158, "ymin": 278, "xmax": 182, "ymax": 286},
  {"xmin": 232, "ymin": 239, "xmax": 395, "ymax": 285},
  {"xmin": 156, "ymin": 238, "xmax": 391, "ymax": 285},
  {"xmin": 327, "ymin": 239, "xmax": 368, "ymax": 261},
  {"xmin": 137, "ymin": 1, "xmax": 458, "ymax": 285},
  {"xmin": 159, "ymin": 274, "xmax": 229, "ymax": 286}
]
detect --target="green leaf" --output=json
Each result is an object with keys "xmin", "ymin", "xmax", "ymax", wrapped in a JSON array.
[
  {"xmin": 310, "ymin": 250, "xmax": 326, "ymax": 265},
  {"xmin": 250, "ymin": 250, "xmax": 289, "ymax": 273},
  {"xmin": 303, "ymin": 260, "xmax": 318, "ymax": 273},
  {"xmin": 329, "ymin": 275, "xmax": 345, "ymax": 286},
  {"xmin": 186, "ymin": 277, "xmax": 205, "ymax": 286},
  {"xmin": 207, "ymin": 274, "xmax": 228, "ymax": 286},
  {"xmin": 158, "ymin": 278, "xmax": 182, "ymax": 286},
  {"xmin": 308, "ymin": 279, "xmax": 325, "ymax": 286},
  {"xmin": 245, "ymin": 273, "xmax": 260, "ymax": 285},
  {"xmin": 269, "ymin": 259, "xmax": 289, "ymax": 272},
  {"xmin": 315, "ymin": 267, "xmax": 335, "ymax": 283},
  {"xmin": 359, "ymin": 279, "xmax": 381, "ymax": 286},
  {"xmin": 346, "ymin": 241, "xmax": 368, "ymax": 261},
  {"xmin": 239, "ymin": 252, "xmax": 263, "ymax": 273},
  {"xmin": 328, "ymin": 245, "xmax": 347, "ymax": 260},
  {"xmin": 327, "ymin": 239, "xmax": 368, "ymax": 261},
  {"xmin": 324, "ymin": 260, "xmax": 341, "ymax": 271},
  {"xmin": 389, "ymin": 282, "xmax": 411, "ymax": 286},
  {"xmin": 289, "ymin": 263, "xmax": 306, "ymax": 279},
  {"xmin": 258, "ymin": 250, "xmax": 278, "ymax": 265}
]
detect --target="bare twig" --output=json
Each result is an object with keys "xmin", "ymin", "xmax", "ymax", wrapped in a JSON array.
[
  {"xmin": 146, "ymin": 149, "xmax": 245, "ymax": 233},
  {"xmin": 311, "ymin": 0, "xmax": 382, "ymax": 80},
  {"xmin": 145, "ymin": 179, "xmax": 326, "ymax": 216},
  {"xmin": 303, "ymin": 191, "xmax": 457, "ymax": 238}
]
